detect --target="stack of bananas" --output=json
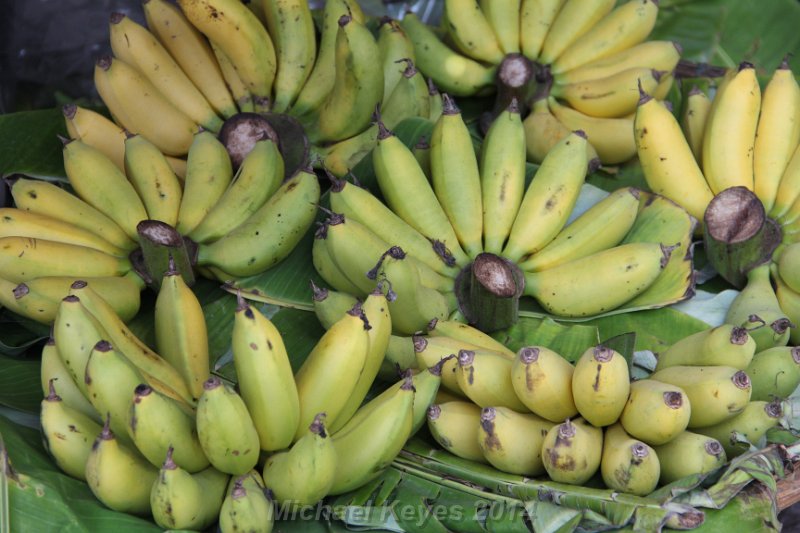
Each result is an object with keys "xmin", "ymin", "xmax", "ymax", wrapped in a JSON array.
[
  {"xmin": 416, "ymin": 323, "xmax": 789, "ymax": 495},
  {"xmin": 38, "ymin": 273, "xmax": 445, "ymax": 531},
  {"xmin": 398, "ymin": 0, "xmax": 680, "ymax": 165},
  {"xmin": 312, "ymin": 96, "xmax": 694, "ymax": 334}
]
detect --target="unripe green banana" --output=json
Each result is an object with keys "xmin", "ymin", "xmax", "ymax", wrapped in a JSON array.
[
  {"xmin": 693, "ymin": 400, "xmax": 783, "ymax": 458},
  {"xmin": 40, "ymin": 379, "xmax": 103, "ymax": 481},
  {"xmin": 572, "ymin": 345, "xmax": 630, "ymax": 427},
  {"xmin": 725, "ymin": 263, "xmax": 792, "ymax": 352},
  {"xmin": 150, "ymin": 446, "xmax": 229, "ymax": 531},
  {"xmin": 774, "ymin": 264, "xmax": 800, "ymax": 345},
  {"xmin": 310, "ymin": 281, "xmax": 360, "ymax": 330},
  {"xmin": 382, "ymin": 333, "xmax": 418, "ymax": 379},
  {"xmin": 232, "ymin": 296, "xmax": 299, "ymax": 451},
  {"xmin": 746, "ymin": 346, "xmax": 800, "ymax": 401},
  {"xmin": 196, "ymin": 376, "xmax": 261, "ymax": 475},
  {"xmin": 649, "ymin": 366, "xmax": 751, "ymax": 428},
  {"xmin": 40, "ymin": 337, "xmax": 99, "ymax": 422},
  {"xmin": 510, "ymin": 346, "xmax": 578, "ymax": 422},
  {"xmin": 619, "ymin": 379, "xmax": 691, "ymax": 446},
  {"xmin": 478, "ymin": 406, "xmax": 554, "ymax": 476},
  {"xmin": 53, "ymin": 295, "xmax": 106, "ymax": 399},
  {"xmin": 541, "ymin": 418, "xmax": 604, "ymax": 486},
  {"xmin": 311, "ymin": 227, "xmax": 364, "ymax": 296},
  {"xmin": 652, "ymin": 431, "xmax": 727, "ymax": 485},
  {"xmin": 427, "ymin": 318, "xmax": 515, "ymax": 358},
  {"xmin": 85, "ymin": 416, "xmax": 159, "ymax": 515},
  {"xmin": 600, "ymin": 422, "xmax": 660, "ymax": 496},
  {"xmin": 262, "ymin": 413, "xmax": 337, "ymax": 509},
  {"xmin": 426, "ymin": 401, "xmax": 485, "ymax": 463},
  {"xmin": 127, "ymin": 384, "xmax": 209, "ymax": 472},
  {"xmin": 654, "ymin": 324, "xmax": 756, "ymax": 371},
  {"xmin": 219, "ymin": 471, "xmax": 275, "ymax": 533},
  {"xmin": 455, "ymin": 349, "xmax": 529, "ymax": 412},
  {"xmin": 777, "ymin": 242, "xmax": 800, "ymax": 293}
]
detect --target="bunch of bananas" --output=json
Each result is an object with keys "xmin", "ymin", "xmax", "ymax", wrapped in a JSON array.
[
  {"xmin": 416, "ymin": 323, "xmax": 789, "ymax": 495},
  {"xmin": 397, "ymin": 0, "xmax": 679, "ymax": 165},
  {"xmin": 312, "ymin": 99, "xmax": 694, "ymax": 335}
]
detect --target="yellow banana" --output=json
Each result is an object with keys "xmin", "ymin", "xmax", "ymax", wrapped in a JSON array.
[
  {"xmin": 702, "ymin": 62, "xmax": 761, "ymax": 194},
  {"xmin": 477, "ymin": 406, "xmax": 553, "ymax": 476},
  {"xmin": 600, "ymin": 422, "xmax": 660, "ymax": 496},
  {"xmin": 522, "ymin": 93, "xmax": 598, "ymax": 164},
  {"xmin": 509, "ymin": 345, "xmax": 578, "ymax": 422},
  {"xmin": 123, "ymin": 133, "xmax": 183, "ymax": 227},
  {"xmin": 693, "ymin": 400, "xmax": 783, "ymax": 458},
  {"xmin": 218, "ymin": 472, "xmax": 275, "ymax": 533},
  {"xmin": 771, "ymin": 143, "xmax": 800, "ymax": 223},
  {"xmin": 414, "ymin": 334, "xmax": 479, "ymax": 396},
  {"xmin": 518, "ymin": 186, "xmax": 640, "ymax": 272},
  {"xmin": 109, "ymin": 12, "xmax": 223, "ymax": 132},
  {"xmin": 455, "ymin": 348, "xmax": 529, "ymax": 412},
  {"xmin": 654, "ymin": 324, "xmax": 756, "ymax": 371},
  {"xmin": 653, "ymin": 430, "xmax": 727, "ymax": 485},
  {"xmin": 53, "ymin": 294, "xmax": 108, "ymax": 399},
  {"xmin": 552, "ymin": 67, "xmax": 661, "ymax": 118},
  {"xmin": 315, "ymin": 125, "xmax": 378, "ymax": 178},
  {"xmin": 311, "ymin": 230, "xmax": 364, "ymax": 296},
  {"xmin": 680, "ymin": 86, "xmax": 712, "ymax": 163},
  {"xmin": 377, "ymin": 18, "xmax": 417, "ymax": 102},
  {"xmin": 427, "ymin": 318, "xmax": 515, "ymax": 358},
  {"xmin": 62, "ymin": 104, "xmax": 127, "ymax": 173},
  {"xmin": 426, "ymin": 400, "xmax": 486, "ymax": 462},
  {"xmin": 479, "ymin": 0, "xmax": 521, "ymax": 55},
  {"xmin": 571, "ymin": 345, "xmax": 630, "ymax": 427},
  {"xmin": 178, "ymin": 0, "xmax": 276, "ymax": 112},
  {"xmin": 619, "ymin": 378, "xmax": 691, "ymax": 446},
  {"xmin": 523, "ymin": 242, "xmax": 668, "ymax": 317},
  {"xmin": 62, "ymin": 137, "xmax": 149, "ymax": 240},
  {"xmin": 231, "ymin": 296, "xmax": 299, "ymax": 451},
  {"xmin": 188, "ymin": 137, "xmax": 284, "ymax": 244},
  {"xmin": 551, "ymin": 0, "xmax": 659, "ymax": 74},
  {"xmin": 519, "ymin": 0, "xmax": 566, "ymax": 60},
  {"xmin": 209, "ymin": 40, "xmax": 254, "ymax": 113},
  {"xmin": 443, "ymin": 0, "xmax": 505, "ymax": 64},
  {"xmin": 541, "ymin": 418, "xmax": 604, "ymax": 485},
  {"xmin": 40, "ymin": 338, "xmax": 100, "ymax": 421},
  {"xmin": 538, "ymin": 0, "xmax": 616, "ymax": 65},
  {"xmin": 195, "ymin": 168, "xmax": 320, "ymax": 278},
  {"xmin": 143, "ymin": 0, "xmax": 238, "ymax": 118},
  {"xmin": 554, "ymin": 40, "xmax": 680, "ymax": 85},
  {"xmin": 502, "ymin": 130, "xmax": 589, "ymax": 262},
  {"xmin": 0, "ymin": 277, "xmax": 60, "ymax": 323},
  {"xmin": 93, "ymin": 55, "xmax": 197, "ymax": 156},
  {"xmin": 196, "ymin": 375, "xmax": 261, "ymax": 475}
]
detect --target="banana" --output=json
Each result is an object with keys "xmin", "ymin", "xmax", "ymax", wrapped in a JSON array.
[
  {"xmin": 428, "ymin": 78, "xmax": 444, "ymax": 123},
  {"xmin": 178, "ymin": 0, "xmax": 277, "ymax": 111},
  {"xmin": 725, "ymin": 263, "xmax": 792, "ymax": 352},
  {"xmin": 123, "ymin": 133, "xmax": 183, "ymax": 227},
  {"xmin": 693, "ymin": 400, "xmax": 783, "ymax": 458},
  {"xmin": 774, "ymin": 267, "xmax": 800, "ymax": 345},
  {"xmin": 541, "ymin": 417, "xmax": 604, "ymax": 485},
  {"xmin": 377, "ymin": 18, "xmax": 417, "ymax": 103},
  {"xmin": 328, "ymin": 376, "xmax": 414, "ymax": 495},
  {"xmin": 62, "ymin": 137, "xmax": 149, "ymax": 240},
  {"xmin": 311, "ymin": 229, "xmax": 364, "ymax": 296},
  {"xmin": 771, "ymin": 142, "xmax": 800, "ymax": 223},
  {"xmin": 429, "ymin": 94, "xmax": 484, "ymax": 258},
  {"xmin": 649, "ymin": 365, "xmax": 752, "ymax": 428},
  {"xmin": 502, "ymin": 130, "xmax": 589, "ymax": 262},
  {"xmin": 154, "ymin": 263, "xmax": 210, "ymax": 402},
  {"xmin": 196, "ymin": 376, "xmax": 261, "ymax": 475},
  {"xmin": 548, "ymin": 97, "xmax": 637, "ymax": 164},
  {"xmin": 754, "ymin": 58, "xmax": 800, "ymax": 213},
  {"xmin": 414, "ymin": 334, "xmax": 478, "ymax": 396},
  {"xmin": 619, "ymin": 378, "xmax": 691, "ymax": 446},
  {"xmin": 310, "ymin": 282, "xmax": 359, "ymax": 330},
  {"xmin": 427, "ymin": 318, "xmax": 515, "ymax": 358},
  {"xmin": 175, "ymin": 129, "xmax": 234, "ymax": 236},
  {"xmin": 455, "ymin": 349, "xmax": 529, "ymax": 412},
  {"xmin": 702, "ymin": 62, "xmax": 761, "ymax": 194},
  {"xmin": 143, "ymin": 0, "xmax": 238, "ymax": 118},
  {"xmin": 53, "ymin": 295, "xmax": 107, "ymax": 399},
  {"xmin": 0, "ymin": 277, "xmax": 60, "ymax": 324},
  {"xmin": 294, "ymin": 301, "xmax": 370, "ymax": 437},
  {"xmin": 0, "ymin": 237, "xmax": 131, "ymax": 283},
  {"xmin": 399, "ymin": 12, "xmax": 496, "ymax": 97},
  {"xmin": 85, "ymin": 416, "xmax": 159, "ymax": 515},
  {"xmin": 210, "ymin": 40, "xmax": 255, "ymax": 113},
  {"xmin": 551, "ymin": 0, "xmax": 659, "ymax": 74},
  {"xmin": 302, "ymin": 14, "xmax": 383, "ymax": 144},
  {"xmin": 654, "ymin": 324, "xmax": 756, "ymax": 371},
  {"xmin": 380, "ymin": 59, "xmax": 431, "ymax": 128},
  {"xmin": 195, "ymin": 168, "xmax": 320, "ymax": 278},
  {"xmin": 745, "ymin": 346, "xmax": 800, "ymax": 401},
  {"xmin": 426, "ymin": 401, "xmax": 486, "ymax": 463},
  {"xmin": 443, "ymin": 0, "xmax": 504, "ymax": 64},
  {"xmin": 519, "ymin": 0, "xmax": 565, "ymax": 60},
  {"xmin": 522, "ymin": 93, "xmax": 599, "ymax": 164},
  {"xmin": 572, "ymin": 345, "xmax": 630, "ymax": 427},
  {"xmin": 479, "ymin": 0, "xmax": 521, "ymax": 55},
  {"xmin": 554, "ymin": 40, "xmax": 680, "ymax": 85},
  {"xmin": 679, "ymin": 86, "xmax": 712, "ymax": 163},
  {"xmin": 262, "ymin": 413, "xmax": 337, "ymax": 509},
  {"xmin": 634, "ymin": 85, "xmax": 714, "ymax": 224},
  {"xmin": 383, "ymin": 334, "xmax": 419, "ymax": 379},
  {"xmin": 261, "ymin": 0, "xmax": 316, "ymax": 112},
  {"xmin": 149, "ymin": 447, "xmax": 229, "ymax": 531},
  {"xmin": 523, "ymin": 242, "xmax": 668, "ymax": 317},
  {"xmin": 93, "ymin": 55, "xmax": 197, "ymax": 156},
  {"xmin": 510, "ymin": 345, "xmax": 578, "ymax": 422},
  {"xmin": 109, "ymin": 12, "xmax": 223, "ymax": 132},
  {"xmin": 219, "ymin": 472, "xmax": 275, "ymax": 533},
  {"xmin": 552, "ymin": 67, "xmax": 661, "ymax": 118},
  {"xmin": 62, "ymin": 104, "xmax": 127, "ymax": 173},
  {"xmin": 314, "ymin": 125, "xmax": 379, "ymax": 178},
  {"xmin": 40, "ymin": 379, "xmax": 103, "ymax": 480},
  {"xmin": 538, "ymin": 0, "xmax": 616, "ymax": 65},
  {"xmin": 778, "ymin": 243, "xmax": 800, "ymax": 294},
  {"xmin": 231, "ymin": 296, "xmax": 299, "ymax": 451},
  {"xmin": 518, "ymin": 186, "xmax": 640, "ymax": 272},
  {"xmin": 653, "ymin": 430, "xmax": 727, "ymax": 485},
  {"xmin": 479, "ymin": 99, "xmax": 526, "ymax": 255},
  {"xmin": 40, "ymin": 338, "xmax": 99, "ymax": 421},
  {"xmin": 600, "ymin": 422, "xmax": 660, "ymax": 496},
  {"xmin": 478, "ymin": 406, "xmax": 553, "ymax": 476},
  {"xmin": 9, "ymin": 178, "xmax": 136, "ymax": 252}
]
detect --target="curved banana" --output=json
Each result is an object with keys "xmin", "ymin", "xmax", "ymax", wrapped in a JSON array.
[
  {"xmin": 554, "ymin": 40, "xmax": 680, "ymax": 85},
  {"xmin": 479, "ymin": 0, "xmax": 521, "ymax": 55},
  {"xmin": 426, "ymin": 400, "xmax": 485, "ymax": 462},
  {"xmin": 552, "ymin": 67, "xmax": 661, "ymax": 118},
  {"xmin": 519, "ymin": 0, "xmax": 566, "ymax": 60},
  {"xmin": 0, "ymin": 277, "xmax": 59, "ymax": 324},
  {"xmin": 53, "ymin": 294, "xmax": 107, "ymax": 399},
  {"xmin": 310, "ymin": 282, "xmax": 358, "ymax": 330},
  {"xmin": 600, "ymin": 422, "xmax": 660, "ymax": 496},
  {"xmin": 311, "ymin": 229, "xmax": 364, "ymax": 296},
  {"xmin": 40, "ymin": 339, "xmax": 100, "ymax": 421},
  {"xmin": 746, "ymin": 346, "xmax": 800, "ymax": 401},
  {"xmin": 680, "ymin": 86, "xmax": 712, "ymax": 163},
  {"xmin": 455, "ymin": 349, "xmax": 529, "ymax": 411},
  {"xmin": 653, "ymin": 430, "xmax": 727, "ymax": 485},
  {"xmin": 63, "ymin": 104, "xmax": 127, "ymax": 173},
  {"xmin": 209, "ymin": 40, "xmax": 255, "ymax": 112},
  {"xmin": 178, "ymin": 0, "xmax": 276, "ymax": 111},
  {"xmin": 381, "ymin": 59, "xmax": 431, "ymax": 128},
  {"xmin": 377, "ymin": 18, "xmax": 417, "ymax": 103},
  {"xmin": 443, "ymin": 0, "xmax": 505, "ymax": 64},
  {"xmin": 771, "ymin": 143, "xmax": 800, "ymax": 223},
  {"xmin": 572, "ymin": 345, "xmax": 630, "ymax": 427},
  {"xmin": 478, "ymin": 406, "xmax": 553, "ymax": 476},
  {"xmin": 538, "ymin": 0, "xmax": 616, "ymax": 65},
  {"xmin": 523, "ymin": 93, "xmax": 597, "ymax": 164},
  {"xmin": 619, "ymin": 378, "xmax": 691, "ymax": 446},
  {"xmin": 314, "ymin": 125, "xmax": 379, "ymax": 178},
  {"xmin": 427, "ymin": 318, "xmax": 515, "ymax": 358},
  {"xmin": 123, "ymin": 133, "xmax": 183, "ymax": 227},
  {"xmin": 510, "ymin": 345, "xmax": 578, "ymax": 422},
  {"xmin": 218, "ymin": 472, "xmax": 275, "ymax": 533},
  {"xmin": 541, "ymin": 418, "xmax": 604, "ymax": 485},
  {"xmin": 654, "ymin": 324, "xmax": 756, "ymax": 371},
  {"xmin": 693, "ymin": 400, "xmax": 783, "ymax": 458}
]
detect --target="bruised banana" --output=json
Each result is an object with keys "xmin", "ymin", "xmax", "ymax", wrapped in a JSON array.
[
  {"xmin": 572, "ymin": 345, "xmax": 630, "ymax": 427},
  {"xmin": 510, "ymin": 345, "xmax": 578, "ymax": 422},
  {"xmin": 619, "ymin": 379, "xmax": 691, "ymax": 446},
  {"xmin": 219, "ymin": 472, "xmax": 274, "ymax": 533},
  {"xmin": 478, "ymin": 406, "xmax": 553, "ymax": 476},
  {"xmin": 600, "ymin": 422, "xmax": 660, "ymax": 496},
  {"xmin": 455, "ymin": 349, "xmax": 528, "ymax": 412},
  {"xmin": 426, "ymin": 401, "xmax": 486, "ymax": 463},
  {"xmin": 541, "ymin": 418, "xmax": 604, "ymax": 486}
]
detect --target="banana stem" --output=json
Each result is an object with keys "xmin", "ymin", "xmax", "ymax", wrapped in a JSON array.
[
  {"xmin": 134, "ymin": 220, "xmax": 196, "ymax": 291},
  {"xmin": 456, "ymin": 253, "xmax": 524, "ymax": 332},
  {"xmin": 481, "ymin": 54, "xmax": 539, "ymax": 134},
  {"xmin": 703, "ymin": 186, "xmax": 782, "ymax": 288}
]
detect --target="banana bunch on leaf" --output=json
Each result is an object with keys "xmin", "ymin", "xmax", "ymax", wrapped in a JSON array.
[
  {"xmin": 398, "ymin": 0, "xmax": 679, "ymax": 165},
  {"xmin": 312, "ymin": 100, "xmax": 694, "ymax": 336}
]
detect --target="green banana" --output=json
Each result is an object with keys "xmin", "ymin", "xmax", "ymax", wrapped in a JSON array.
[
  {"xmin": 653, "ymin": 430, "xmax": 727, "ymax": 485},
  {"xmin": 122, "ymin": 132, "xmax": 183, "ymax": 227},
  {"xmin": 53, "ymin": 295, "xmax": 106, "ymax": 398},
  {"xmin": 427, "ymin": 318, "xmax": 515, "ymax": 358},
  {"xmin": 693, "ymin": 400, "xmax": 783, "ymax": 458},
  {"xmin": 382, "ymin": 333, "xmax": 419, "ymax": 379},
  {"xmin": 310, "ymin": 281, "xmax": 360, "ymax": 330},
  {"xmin": 654, "ymin": 324, "xmax": 756, "ymax": 371},
  {"xmin": 426, "ymin": 401, "xmax": 486, "ymax": 463},
  {"xmin": 600, "ymin": 422, "xmax": 660, "ymax": 496},
  {"xmin": 455, "ymin": 348, "xmax": 529, "ymax": 412},
  {"xmin": 40, "ymin": 337, "xmax": 99, "ymax": 421},
  {"xmin": 510, "ymin": 345, "xmax": 578, "ymax": 423},
  {"xmin": 572, "ymin": 345, "xmax": 630, "ymax": 427},
  {"xmin": 746, "ymin": 346, "xmax": 800, "ymax": 401},
  {"xmin": 219, "ymin": 471, "xmax": 275, "ymax": 533},
  {"xmin": 311, "ymin": 227, "xmax": 364, "ymax": 296},
  {"xmin": 619, "ymin": 379, "xmax": 691, "ymax": 446},
  {"xmin": 377, "ymin": 18, "xmax": 417, "ymax": 102},
  {"xmin": 541, "ymin": 418, "xmax": 604, "ymax": 485},
  {"xmin": 478, "ymin": 406, "xmax": 554, "ymax": 476}
]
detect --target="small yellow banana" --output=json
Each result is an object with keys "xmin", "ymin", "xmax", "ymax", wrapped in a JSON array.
[
  {"xmin": 443, "ymin": 0, "xmax": 505, "ymax": 64},
  {"xmin": 480, "ymin": 0, "xmax": 521, "ymax": 55},
  {"xmin": 123, "ymin": 133, "xmax": 183, "ymax": 227},
  {"xmin": 538, "ymin": 0, "xmax": 616, "ymax": 65},
  {"xmin": 619, "ymin": 378, "xmax": 691, "ymax": 446},
  {"xmin": 541, "ymin": 417, "xmax": 603, "ymax": 485},
  {"xmin": 554, "ymin": 40, "xmax": 681, "ymax": 85},
  {"xmin": 679, "ymin": 86, "xmax": 712, "ymax": 163},
  {"xmin": 571, "ymin": 345, "xmax": 630, "ymax": 427},
  {"xmin": 477, "ymin": 406, "xmax": 553, "ymax": 476},
  {"xmin": 552, "ymin": 67, "xmax": 661, "ymax": 118},
  {"xmin": 218, "ymin": 472, "xmax": 275, "ymax": 533},
  {"xmin": 62, "ymin": 104, "xmax": 127, "ymax": 173},
  {"xmin": 455, "ymin": 349, "xmax": 529, "ymax": 412},
  {"xmin": 39, "ymin": 339, "xmax": 100, "ymax": 421},
  {"xmin": 519, "ymin": 0, "xmax": 566, "ymax": 60},
  {"xmin": 426, "ymin": 401, "xmax": 486, "ymax": 462},
  {"xmin": 510, "ymin": 345, "xmax": 578, "ymax": 422},
  {"xmin": 600, "ymin": 422, "xmax": 660, "ymax": 495}
]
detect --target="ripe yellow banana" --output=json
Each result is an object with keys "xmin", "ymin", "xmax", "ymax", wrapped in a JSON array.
[
  {"xmin": 62, "ymin": 104, "xmax": 127, "ymax": 173},
  {"xmin": 218, "ymin": 472, "xmax": 275, "ymax": 533},
  {"xmin": 693, "ymin": 400, "xmax": 783, "ymax": 458},
  {"xmin": 426, "ymin": 400, "xmax": 485, "ymax": 462},
  {"xmin": 123, "ymin": 133, "xmax": 183, "ymax": 227},
  {"xmin": 653, "ymin": 430, "xmax": 727, "ymax": 485},
  {"xmin": 509, "ymin": 345, "xmax": 577, "ymax": 422},
  {"xmin": 414, "ymin": 334, "xmax": 481, "ymax": 396},
  {"xmin": 538, "ymin": 0, "xmax": 616, "ymax": 65},
  {"xmin": 479, "ymin": 0, "xmax": 521, "ymax": 55},
  {"xmin": 455, "ymin": 349, "xmax": 529, "ymax": 412},
  {"xmin": 541, "ymin": 417, "xmax": 603, "ymax": 485},
  {"xmin": 572, "ymin": 345, "xmax": 630, "ymax": 427},
  {"xmin": 746, "ymin": 346, "xmax": 800, "ymax": 401},
  {"xmin": 552, "ymin": 67, "xmax": 661, "ymax": 118},
  {"xmin": 443, "ymin": 0, "xmax": 505, "ymax": 64},
  {"xmin": 554, "ymin": 40, "xmax": 680, "ymax": 85},
  {"xmin": 654, "ymin": 324, "xmax": 756, "ymax": 371},
  {"xmin": 519, "ymin": 0, "xmax": 566, "ymax": 60},
  {"xmin": 53, "ymin": 294, "xmax": 107, "ymax": 400},
  {"xmin": 40, "ymin": 338, "xmax": 100, "ymax": 421},
  {"xmin": 600, "ymin": 422, "xmax": 660, "ymax": 495},
  {"xmin": 522, "ymin": 94, "xmax": 598, "ymax": 164},
  {"xmin": 680, "ymin": 86, "xmax": 712, "ymax": 163},
  {"xmin": 311, "ymin": 230, "xmax": 364, "ymax": 296},
  {"xmin": 619, "ymin": 378, "xmax": 691, "ymax": 446},
  {"xmin": 478, "ymin": 406, "xmax": 553, "ymax": 476},
  {"xmin": 427, "ymin": 318, "xmax": 515, "ymax": 358},
  {"xmin": 209, "ymin": 40, "xmax": 255, "ymax": 113},
  {"xmin": 314, "ymin": 125, "xmax": 379, "ymax": 178},
  {"xmin": 771, "ymin": 143, "xmax": 800, "ymax": 223},
  {"xmin": 178, "ymin": 0, "xmax": 276, "ymax": 111}
]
